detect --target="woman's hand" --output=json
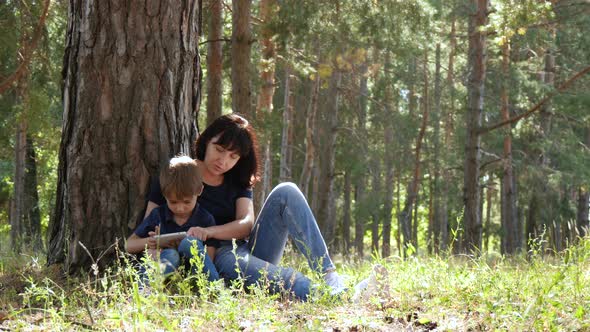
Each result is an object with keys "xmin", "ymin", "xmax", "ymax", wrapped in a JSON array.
[{"xmin": 187, "ymin": 226, "xmax": 212, "ymax": 241}]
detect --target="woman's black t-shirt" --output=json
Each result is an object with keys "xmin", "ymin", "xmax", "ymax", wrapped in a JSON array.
[{"xmin": 148, "ymin": 177, "xmax": 253, "ymax": 226}]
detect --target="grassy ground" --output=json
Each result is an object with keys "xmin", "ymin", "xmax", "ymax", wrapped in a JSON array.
[{"xmin": 1, "ymin": 239, "xmax": 589, "ymax": 331}]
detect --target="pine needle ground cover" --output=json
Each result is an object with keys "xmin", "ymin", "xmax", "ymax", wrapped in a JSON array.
[{"xmin": 1, "ymin": 240, "xmax": 589, "ymax": 331}]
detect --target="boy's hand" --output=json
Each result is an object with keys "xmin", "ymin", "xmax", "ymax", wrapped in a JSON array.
[
  {"xmin": 147, "ymin": 225, "xmax": 160, "ymax": 249},
  {"xmin": 187, "ymin": 227, "xmax": 211, "ymax": 241}
]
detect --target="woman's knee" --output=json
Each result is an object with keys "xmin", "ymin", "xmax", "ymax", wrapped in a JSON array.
[{"xmin": 270, "ymin": 182, "xmax": 302, "ymax": 200}]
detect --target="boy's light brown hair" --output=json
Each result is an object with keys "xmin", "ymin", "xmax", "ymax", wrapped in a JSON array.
[{"xmin": 160, "ymin": 155, "xmax": 203, "ymax": 199}]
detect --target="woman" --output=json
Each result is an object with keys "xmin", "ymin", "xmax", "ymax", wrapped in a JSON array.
[{"xmin": 145, "ymin": 114, "xmax": 346, "ymax": 300}]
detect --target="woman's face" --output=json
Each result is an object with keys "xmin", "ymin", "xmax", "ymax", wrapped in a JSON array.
[{"xmin": 203, "ymin": 135, "xmax": 241, "ymax": 176}]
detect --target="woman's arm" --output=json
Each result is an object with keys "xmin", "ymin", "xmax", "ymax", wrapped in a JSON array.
[
  {"xmin": 143, "ymin": 201, "xmax": 159, "ymax": 220},
  {"xmin": 188, "ymin": 197, "xmax": 254, "ymax": 241}
]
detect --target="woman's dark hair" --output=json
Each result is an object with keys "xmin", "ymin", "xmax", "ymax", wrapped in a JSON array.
[{"xmin": 196, "ymin": 114, "xmax": 260, "ymax": 188}]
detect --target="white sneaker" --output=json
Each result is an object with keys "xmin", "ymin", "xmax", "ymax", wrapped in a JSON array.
[
  {"xmin": 324, "ymin": 271, "xmax": 347, "ymax": 295},
  {"xmin": 352, "ymin": 264, "xmax": 389, "ymax": 303}
]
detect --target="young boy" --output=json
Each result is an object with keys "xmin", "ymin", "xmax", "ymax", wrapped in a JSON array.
[{"xmin": 126, "ymin": 155, "xmax": 219, "ymax": 281}]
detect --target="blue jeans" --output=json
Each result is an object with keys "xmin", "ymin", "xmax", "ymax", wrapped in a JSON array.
[
  {"xmin": 178, "ymin": 237, "xmax": 220, "ymax": 282},
  {"xmin": 140, "ymin": 237, "xmax": 219, "ymax": 282},
  {"xmin": 214, "ymin": 182, "xmax": 335, "ymax": 301}
]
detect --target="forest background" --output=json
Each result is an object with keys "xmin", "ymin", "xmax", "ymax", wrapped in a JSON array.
[
  {"xmin": 0, "ymin": 0, "xmax": 589, "ymax": 329},
  {"xmin": 2, "ymin": 0, "xmax": 589, "ymax": 263}
]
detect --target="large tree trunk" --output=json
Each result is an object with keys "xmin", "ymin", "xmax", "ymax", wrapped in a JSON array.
[
  {"xmin": 500, "ymin": 43, "xmax": 519, "ymax": 255},
  {"xmin": 463, "ymin": 0, "xmax": 488, "ymax": 253},
  {"xmin": 317, "ymin": 70, "xmax": 341, "ymax": 247},
  {"xmin": 48, "ymin": 1, "xmax": 202, "ymax": 272},
  {"xmin": 206, "ymin": 0, "xmax": 223, "ymax": 125},
  {"xmin": 231, "ymin": 0, "xmax": 252, "ymax": 117}
]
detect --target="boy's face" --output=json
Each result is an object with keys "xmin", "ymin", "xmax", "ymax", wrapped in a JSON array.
[{"xmin": 165, "ymin": 194, "xmax": 198, "ymax": 219}]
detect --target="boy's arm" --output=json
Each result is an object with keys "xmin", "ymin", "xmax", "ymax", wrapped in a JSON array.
[
  {"xmin": 126, "ymin": 233, "xmax": 151, "ymax": 254},
  {"xmin": 206, "ymin": 246, "xmax": 216, "ymax": 261}
]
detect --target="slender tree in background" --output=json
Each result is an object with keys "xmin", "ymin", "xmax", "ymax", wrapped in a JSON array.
[
  {"xmin": 431, "ymin": 43, "xmax": 445, "ymax": 254},
  {"xmin": 48, "ymin": 1, "xmax": 202, "ymax": 272},
  {"xmin": 279, "ymin": 65, "xmax": 294, "ymax": 182},
  {"xmin": 254, "ymin": 0, "xmax": 277, "ymax": 214},
  {"xmin": 398, "ymin": 51, "xmax": 430, "ymax": 255},
  {"xmin": 463, "ymin": 0, "xmax": 489, "ymax": 253},
  {"xmin": 206, "ymin": 0, "xmax": 223, "ymax": 126},
  {"xmin": 231, "ymin": 0, "xmax": 252, "ymax": 118},
  {"xmin": 317, "ymin": 70, "xmax": 341, "ymax": 247},
  {"xmin": 499, "ymin": 41, "xmax": 520, "ymax": 254}
]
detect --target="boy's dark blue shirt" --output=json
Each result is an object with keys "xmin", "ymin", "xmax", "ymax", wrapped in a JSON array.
[
  {"xmin": 148, "ymin": 177, "xmax": 252, "ymax": 226},
  {"xmin": 134, "ymin": 202, "xmax": 219, "ymax": 248}
]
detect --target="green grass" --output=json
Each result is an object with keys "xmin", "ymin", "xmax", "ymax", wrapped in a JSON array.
[{"xmin": 1, "ymin": 239, "xmax": 590, "ymax": 331}]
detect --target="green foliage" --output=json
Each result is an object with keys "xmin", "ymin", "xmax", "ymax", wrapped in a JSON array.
[{"xmin": 3, "ymin": 238, "xmax": 590, "ymax": 330}]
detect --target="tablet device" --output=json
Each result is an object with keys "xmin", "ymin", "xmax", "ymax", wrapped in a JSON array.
[{"xmin": 153, "ymin": 231, "xmax": 187, "ymax": 241}]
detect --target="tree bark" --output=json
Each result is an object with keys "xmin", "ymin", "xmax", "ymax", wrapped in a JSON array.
[
  {"xmin": 231, "ymin": 0, "xmax": 252, "ymax": 117},
  {"xmin": 48, "ymin": 1, "xmax": 202, "ymax": 272},
  {"xmin": 463, "ymin": 0, "xmax": 488, "ymax": 253},
  {"xmin": 206, "ymin": 0, "xmax": 223, "ymax": 125}
]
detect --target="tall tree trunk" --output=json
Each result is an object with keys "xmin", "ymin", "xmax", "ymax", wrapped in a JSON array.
[
  {"xmin": 371, "ymin": 158, "xmax": 381, "ymax": 254},
  {"xmin": 24, "ymin": 135, "xmax": 42, "ymax": 251},
  {"xmin": 396, "ymin": 170, "xmax": 402, "ymax": 256},
  {"xmin": 231, "ymin": 0, "xmax": 252, "ymax": 117},
  {"xmin": 318, "ymin": 70, "xmax": 341, "ymax": 247},
  {"xmin": 279, "ymin": 65, "xmax": 293, "ymax": 182},
  {"xmin": 343, "ymin": 170, "xmax": 352, "ymax": 253},
  {"xmin": 463, "ymin": 0, "xmax": 489, "ymax": 253},
  {"xmin": 500, "ymin": 43, "xmax": 519, "ymax": 255},
  {"xmin": 206, "ymin": 0, "xmax": 223, "ymax": 125},
  {"xmin": 398, "ymin": 51, "xmax": 430, "ymax": 255},
  {"xmin": 48, "ymin": 1, "xmax": 202, "ymax": 272}
]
